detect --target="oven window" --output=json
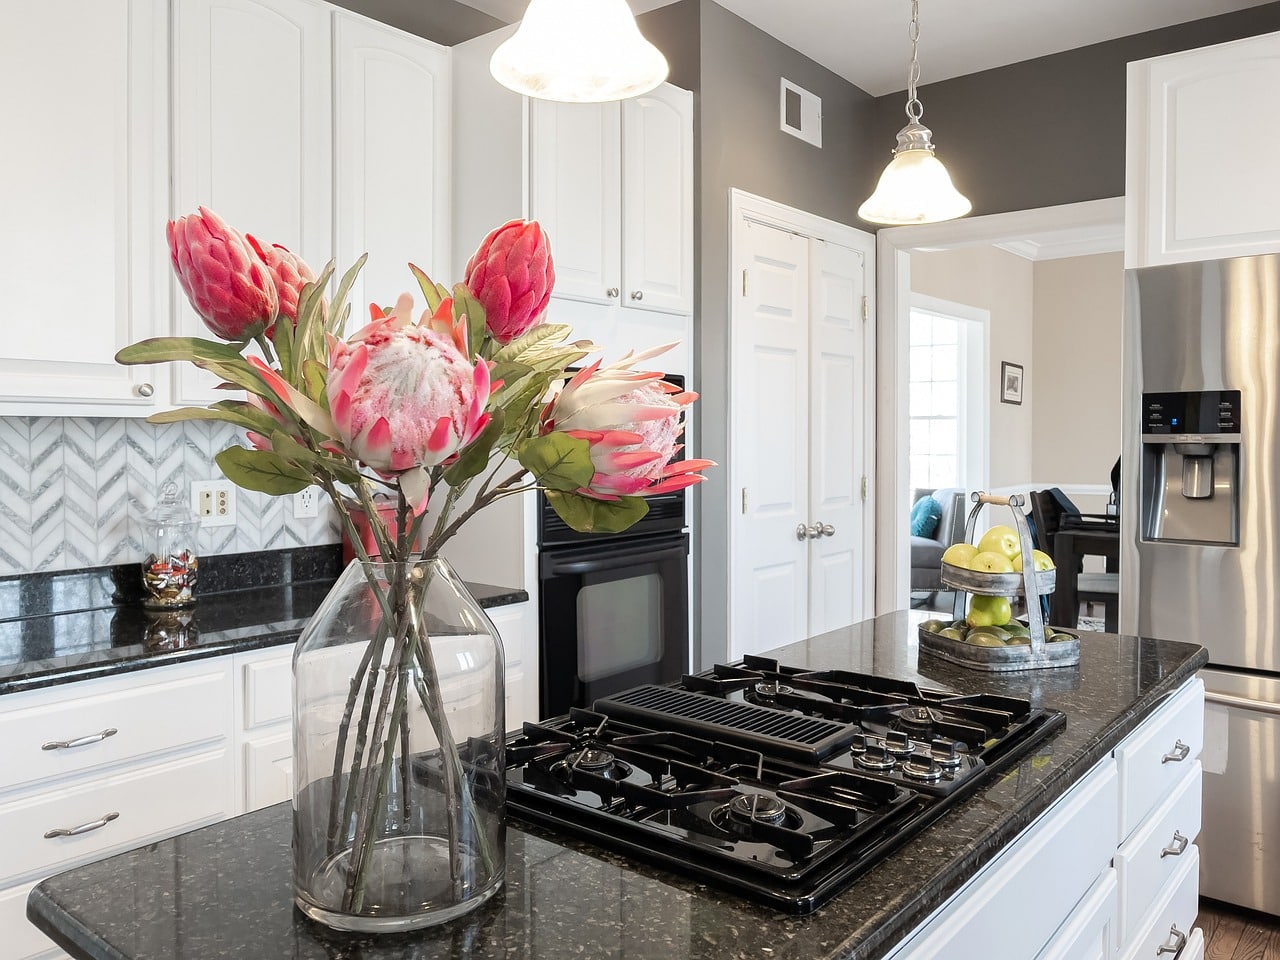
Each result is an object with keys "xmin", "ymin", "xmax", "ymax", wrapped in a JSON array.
[{"xmin": 577, "ymin": 573, "xmax": 664, "ymax": 682}]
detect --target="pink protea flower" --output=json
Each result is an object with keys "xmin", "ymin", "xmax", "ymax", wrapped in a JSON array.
[
  {"xmin": 247, "ymin": 235, "xmax": 317, "ymax": 325},
  {"xmin": 463, "ymin": 219, "xmax": 555, "ymax": 344},
  {"xmin": 326, "ymin": 298, "xmax": 491, "ymax": 513},
  {"xmin": 167, "ymin": 207, "xmax": 278, "ymax": 341},
  {"xmin": 540, "ymin": 349, "xmax": 714, "ymax": 499}
]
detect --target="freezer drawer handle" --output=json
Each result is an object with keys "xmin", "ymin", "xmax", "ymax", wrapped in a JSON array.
[
  {"xmin": 1161, "ymin": 739, "xmax": 1190, "ymax": 764},
  {"xmin": 41, "ymin": 727, "xmax": 118, "ymax": 751},
  {"xmin": 1155, "ymin": 924, "xmax": 1187, "ymax": 958},
  {"xmin": 1205, "ymin": 690, "xmax": 1280, "ymax": 717},
  {"xmin": 1160, "ymin": 830, "xmax": 1189, "ymax": 858},
  {"xmin": 44, "ymin": 811, "xmax": 120, "ymax": 839}
]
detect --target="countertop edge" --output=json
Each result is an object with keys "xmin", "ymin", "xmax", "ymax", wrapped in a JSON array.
[{"xmin": 26, "ymin": 888, "xmax": 129, "ymax": 960}]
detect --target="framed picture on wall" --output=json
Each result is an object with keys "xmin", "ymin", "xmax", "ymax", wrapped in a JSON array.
[{"xmin": 1000, "ymin": 361, "xmax": 1024, "ymax": 405}]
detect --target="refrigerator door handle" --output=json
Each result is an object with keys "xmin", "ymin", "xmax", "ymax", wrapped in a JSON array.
[{"xmin": 1205, "ymin": 690, "xmax": 1280, "ymax": 717}]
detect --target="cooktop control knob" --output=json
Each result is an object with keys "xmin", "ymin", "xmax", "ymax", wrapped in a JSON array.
[
  {"xmin": 849, "ymin": 734, "xmax": 868, "ymax": 754},
  {"xmin": 903, "ymin": 751, "xmax": 943, "ymax": 782},
  {"xmin": 855, "ymin": 742, "xmax": 897, "ymax": 771},
  {"xmin": 886, "ymin": 730, "xmax": 913, "ymax": 755},
  {"xmin": 930, "ymin": 738, "xmax": 964, "ymax": 767}
]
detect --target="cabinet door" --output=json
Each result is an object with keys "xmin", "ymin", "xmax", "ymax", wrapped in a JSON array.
[
  {"xmin": 172, "ymin": 0, "xmax": 332, "ymax": 406},
  {"xmin": 486, "ymin": 602, "xmax": 538, "ymax": 728},
  {"xmin": 0, "ymin": 0, "xmax": 167, "ymax": 412},
  {"xmin": 334, "ymin": 11, "xmax": 451, "ymax": 326},
  {"xmin": 1128, "ymin": 31, "xmax": 1280, "ymax": 267},
  {"xmin": 621, "ymin": 84, "xmax": 693, "ymax": 315},
  {"xmin": 529, "ymin": 100, "xmax": 621, "ymax": 306}
]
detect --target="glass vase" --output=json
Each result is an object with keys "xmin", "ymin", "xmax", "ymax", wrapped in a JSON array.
[{"xmin": 292, "ymin": 556, "xmax": 505, "ymax": 932}]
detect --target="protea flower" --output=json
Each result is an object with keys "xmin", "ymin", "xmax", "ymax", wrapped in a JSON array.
[
  {"xmin": 326, "ymin": 298, "xmax": 491, "ymax": 513},
  {"xmin": 463, "ymin": 219, "xmax": 555, "ymax": 344},
  {"xmin": 540, "ymin": 349, "xmax": 714, "ymax": 499},
  {"xmin": 167, "ymin": 207, "xmax": 278, "ymax": 341},
  {"xmin": 247, "ymin": 235, "xmax": 317, "ymax": 325}
]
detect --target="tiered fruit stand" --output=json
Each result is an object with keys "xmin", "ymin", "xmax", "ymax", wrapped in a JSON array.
[{"xmin": 918, "ymin": 492, "xmax": 1081, "ymax": 671}]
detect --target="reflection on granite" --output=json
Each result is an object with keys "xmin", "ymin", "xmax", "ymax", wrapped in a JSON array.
[
  {"xmin": 0, "ymin": 546, "xmax": 529, "ymax": 696},
  {"xmin": 28, "ymin": 611, "xmax": 1207, "ymax": 960}
]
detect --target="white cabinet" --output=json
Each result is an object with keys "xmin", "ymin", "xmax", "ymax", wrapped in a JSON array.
[
  {"xmin": 485, "ymin": 601, "xmax": 538, "ymax": 729},
  {"xmin": 172, "ymin": 0, "xmax": 333, "ymax": 406},
  {"xmin": 233, "ymin": 646, "xmax": 296, "ymax": 812},
  {"xmin": 0, "ymin": 0, "xmax": 168, "ymax": 415},
  {"xmin": 334, "ymin": 10, "xmax": 451, "ymax": 321},
  {"xmin": 1126, "ymin": 30, "xmax": 1280, "ymax": 267}
]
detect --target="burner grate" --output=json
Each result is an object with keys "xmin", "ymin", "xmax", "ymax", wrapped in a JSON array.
[{"xmin": 595, "ymin": 685, "xmax": 858, "ymax": 762}]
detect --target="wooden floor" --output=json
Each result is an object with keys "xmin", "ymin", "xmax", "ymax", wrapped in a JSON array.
[{"xmin": 1201, "ymin": 899, "xmax": 1280, "ymax": 959}]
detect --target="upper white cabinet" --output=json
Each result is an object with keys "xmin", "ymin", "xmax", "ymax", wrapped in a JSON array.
[
  {"xmin": 172, "ymin": 0, "xmax": 333, "ymax": 406},
  {"xmin": 334, "ymin": 11, "xmax": 451, "ymax": 320},
  {"xmin": 529, "ymin": 85, "xmax": 694, "ymax": 316},
  {"xmin": 0, "ymin": 0, "xmax": 168, "ymax": 414},
  {"xmin": 1126, "ymin": 30, "xmax": 1280, "ymax": 267}
]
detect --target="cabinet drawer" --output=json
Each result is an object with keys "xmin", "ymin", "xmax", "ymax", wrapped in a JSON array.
[
  {"xmin": 1119, "ymin": 845, "xmax": 1199, "ymax": 960},
  {"xmin": 894, "ymin": 759, "xmax": 1119, "ymax": 960},
  {"xmin": 1115, "ymin": 678, "xmax": 1203, "ymax": 842},
  {"xmin": 1, "ymin": 881, "xmax": 64, "ymax": 959},
  {"xmin": 240, "ymin": 651, "xmax": 293, "ymax": 729},
  {"xmin": 0, "ymin": 748, "xmax": 231, "ymax": 886},
  {"xmin": 1035, "ymin": 868, "xmax": 1118, "ymax": 960},
  {"xmin": 1, "ymin": 662, "xmax": 231, "ymax": 794},
  {"xmin": 1116, "ymin": 761, "xmax": 1202, "ymax": 946},
  {"xmin": 243, "ymin": 731, "xmax": 293, "ymax": 812}
]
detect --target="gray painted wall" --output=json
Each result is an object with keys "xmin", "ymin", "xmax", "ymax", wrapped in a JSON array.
[
  {"xmin": 329, "ymin": 0, "xmax": 503, "ymax": 45},
  {"xmin": 867, "ymin": 1, "xmax": 1280, "ymax": 217}
]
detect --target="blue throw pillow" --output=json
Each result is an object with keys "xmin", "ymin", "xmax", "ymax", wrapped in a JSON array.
[{"xmin": 910, "ymin": 496, "xmax": 943, "ymax": 539}]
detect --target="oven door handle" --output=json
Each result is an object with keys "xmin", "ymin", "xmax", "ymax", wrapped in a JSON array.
[{"xmin": 543, "ymin": 541, "xmax": 687, "ymax": 575}]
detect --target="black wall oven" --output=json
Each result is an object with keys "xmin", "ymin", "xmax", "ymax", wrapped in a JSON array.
[{"xmin": 537, "ymin": 374, "xmax": 691, "ymax": 718}]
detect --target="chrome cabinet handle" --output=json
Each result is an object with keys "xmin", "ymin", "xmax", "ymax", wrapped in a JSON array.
[
  {"xmin": 44, "ymin": 811, "xmax": 120, "ymax": 839},
  {"xmin": 136, "ymin": 382, "xmax": 154, "ymax": 398},
  {"xmin": 1155, "ymin": 924, "xmax": 1187, "ymax": 957},
  {"xmin": 1160, "ymin": 830, "xmax": 1189, "ymax": 858},
  {"xmin": 42, "ymin": 728, "xmax": 118, "ymax": 751},
  {"xmin": 1161, "ymin": 739, "xmax": 1191, "ymax": 764},
  {"xmin": 606, "ymin": 287, "xmax": 619, "ymax": 298},
  {"xmin": 630, "ymin": 290, "xmax": 643, "ymax": 301}
]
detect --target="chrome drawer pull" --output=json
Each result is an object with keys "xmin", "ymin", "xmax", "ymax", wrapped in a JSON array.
[
  {"xmin": 1160, "ymin": 830, "xmax": 1189, "ymax": 858},
  {"xmin": 41, "ymin": 727, "xmax": 118, "ymax": 751},
  {"xmin": 1161, "ymin": 739, "xmax": 1190, "ymax": 764},
  {"xmin": 44, "ymin": 811, "xmax": 120, "ymax": 839},
  {"xmin": 1155, "ymin": 924, "xmax": 1187, "ymax": 957}
]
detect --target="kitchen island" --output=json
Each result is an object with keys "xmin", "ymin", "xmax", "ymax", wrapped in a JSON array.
[{"xmin": 26, "ymin": 612, "xmax": 1205, "ymax": 960}]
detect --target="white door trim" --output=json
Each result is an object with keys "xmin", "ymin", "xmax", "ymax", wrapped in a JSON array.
[
  {"xmin": 874, "ymin": 196, "xmax": 1125, "ymax": 614},
  {"xmin": 728, "ymin": 188, "xmax": 877, "ymax": 642}
]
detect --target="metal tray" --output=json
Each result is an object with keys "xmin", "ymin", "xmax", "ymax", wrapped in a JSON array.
[
  {"xmin": 918, "ymin": 622, "xmax": 1080, "ymax": 672},
  {"xmin": 940, "ymin": 562, "xmax": 1055, "ymax": 597}
]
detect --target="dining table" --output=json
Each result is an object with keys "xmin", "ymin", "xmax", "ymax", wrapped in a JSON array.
[{"xmin": 1049, "ymin": 520, "xmax": 1120, "ymax": 631}]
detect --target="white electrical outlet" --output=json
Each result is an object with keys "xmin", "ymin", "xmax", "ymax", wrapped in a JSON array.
[
  {"xmin": 190, "ymin": 480, "xmax": 236, "ymax": 527},
  {"xmin": 293, "ymin": 487, "xmax": 319, "ymax": 519}
]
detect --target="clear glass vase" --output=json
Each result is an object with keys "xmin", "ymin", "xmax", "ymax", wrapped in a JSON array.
[{"xmin": 292, "ymin": 556, "xmax": 505, "ymax": 932}]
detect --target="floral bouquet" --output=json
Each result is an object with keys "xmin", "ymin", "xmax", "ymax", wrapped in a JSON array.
[{"xmin": 117, "ymin": 208, "xmax": 710, "ymax": 931}]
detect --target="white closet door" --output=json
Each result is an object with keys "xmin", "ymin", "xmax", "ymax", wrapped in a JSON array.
[
  {"xmin": 731, "ymin": 221, "xmax": 810, "ymax": 658},
  {"xmin": 807, "ymin": 240, "xmax": 867, "ymax": 634}
]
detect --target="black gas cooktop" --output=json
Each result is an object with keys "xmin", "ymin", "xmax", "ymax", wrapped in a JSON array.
[{"xmin": 503, "ymin": 655, "xmax": 1066, "ymax": 913}]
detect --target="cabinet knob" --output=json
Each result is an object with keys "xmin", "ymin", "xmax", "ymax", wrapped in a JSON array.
[
  {"xmin": 136, "ymin": 382, "xmax": 155, "ymax": 398},
  {"xmin": 630, "ymin": 290, "xmax": 643, "ymax": 301},
  {"xmin": 606, "ymin": 287, "xmax": 620, "ymax": 299}
]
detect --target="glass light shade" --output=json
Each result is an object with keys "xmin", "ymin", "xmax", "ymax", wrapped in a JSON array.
[
  {"xmin": 858, "ymin": 147, "xmax": 972, "ymax": 226},
  {"xmin": 490, "ymin": 0, "xmax": 668, "ymax": 103}
]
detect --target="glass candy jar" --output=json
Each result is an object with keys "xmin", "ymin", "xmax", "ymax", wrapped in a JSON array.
[{"xmin": 141, "ymin": 482, "xmax": 200, "ymax": 608}]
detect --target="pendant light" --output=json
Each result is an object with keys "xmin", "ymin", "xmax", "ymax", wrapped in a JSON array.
[
  {"xmin": 858, "ymin": 0, "xmax": 971, "ymax": 225},
  {"xmin": 490, "ymin": 0, "xmax": 669, "ymax": 104}
]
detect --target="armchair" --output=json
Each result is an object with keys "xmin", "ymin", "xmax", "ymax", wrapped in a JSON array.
[{"xmin": 910, "ymin": 488, "xmax": 967, "ymax": 594}]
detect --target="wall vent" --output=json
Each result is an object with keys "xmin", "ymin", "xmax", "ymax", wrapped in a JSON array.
[{"xmin": 780, "ymin": 78, "xmax": 821, "ymax": 147}]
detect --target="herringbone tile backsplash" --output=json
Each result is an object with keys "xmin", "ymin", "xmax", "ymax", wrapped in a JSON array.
[{"xmin": 0, "ymin": 417, "xmax": 339, "ymax": 576}]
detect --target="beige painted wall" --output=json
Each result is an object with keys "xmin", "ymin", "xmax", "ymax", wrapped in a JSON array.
[
  {"xmin": 1031, "ymin": 252, "xmax": 1124, "ymax": 512},
  {"xmin": 909, "ymin": 245, "xmax": 1036, "ymax": 490}
]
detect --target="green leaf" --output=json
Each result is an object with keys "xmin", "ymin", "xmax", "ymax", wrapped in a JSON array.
[
  {"xmin": 442, "ymin": 409, "xmax": 505, "ymax": 488},
  {"xmin": 516, "ymin": 433, "xmax": 594, "ymax": 491},
  {"xmin": 409, "ymin": 263, "xmax": 446, "ymax": 314},
  {"xmin": 272, "ymin": 312, "xmax": 295, "ymax": 380},
  {"xmin": 115, "ymin": 337, "xmax": 247, "ymax": 366},
  {"xmin": 452, "ymin": 283, "xmax": 487, "ymax": 359},
  {"xmin": 545, "ymin": 490, "xmax": 649, "ymax": 535},
  {"xmin": 327, "ymin": 255, "xmax": 365, "ymax": 340},
  {"xmin": 491, "ymin": 323, "xmax": 574, "ymax": 363},
  {"xmin": 301, "ymin": 358, "xmax": 328, "ymax": 405},
  {"xmin": 214, "ymin": 446, "xmax": 313, "ymax": 495},
  {"xmin": 148, "ymin": 401, "xmax": 281, "ymax": 437}
]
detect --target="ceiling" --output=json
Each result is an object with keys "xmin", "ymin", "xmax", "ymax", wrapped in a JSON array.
[{"xmin": 464, "ymin": 0, "xmax": 1275, "ymax": 96}]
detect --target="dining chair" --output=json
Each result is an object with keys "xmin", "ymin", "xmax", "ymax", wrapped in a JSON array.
[{"xmin": 1029, "ymin": 489, "xmax": 1119, "ymax": 631}]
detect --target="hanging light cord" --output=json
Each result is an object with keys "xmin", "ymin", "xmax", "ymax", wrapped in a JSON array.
[{"xmin": 905, "ymin": 0, "xmax": 923, "ymax": 123}]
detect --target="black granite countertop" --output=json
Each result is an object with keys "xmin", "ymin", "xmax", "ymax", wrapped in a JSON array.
[
  {"xmin": 27, "ymin": 612, "xmax": 1206, "ymax": 960},
  {"xmin": 0, "ymin": 546, "xmax": 528, "ymax": 697}
]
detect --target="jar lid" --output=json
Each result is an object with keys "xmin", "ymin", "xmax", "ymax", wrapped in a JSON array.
[{"xmin": 146, "ymin": 481, "xmax": 200, "ymax": 527}]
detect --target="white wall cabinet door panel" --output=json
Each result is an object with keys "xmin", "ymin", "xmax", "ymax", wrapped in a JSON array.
[
  {"xmin": 0, "ymin": 0, "xmax": 166, "ymax": 413},
  {"xmin": 621, "ymin": 85, "xmax": 693, "ymax": 315},
  {"xmin": 335, "ymin": 11, "xmax": 450, "ymax": 323},
  {"xmin": 1127, "ymin": 31, "xmax": 1280, "ymax": 266},
  {"xmin": 529, "ymin": 100, "xmax": 621, "ymax": 306},
  {"xmin": 172, "ymin": 0, "xmax": 332, "ymax": 406},
  {"xmin": 243, "ymin": 731, "xmax": 294, "ymax": 812}
]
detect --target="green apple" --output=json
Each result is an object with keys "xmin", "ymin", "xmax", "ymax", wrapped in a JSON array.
[
  {"xmin": 1012, "ymin": 548, "xmax": 1056, "ymax": 573},
  {"xmin": 962, "ymin": 632, "xmax": 1005, "ymax": 647},
  {"xmin": 1004, "ymin": 635, "xmax": 1031, "ymax": 646},
  {"xmin": 920, "ymin": 618, "xmax": 946, "ymax": 634},
  {"xmin": 938, "ymin": 627, "xmax": 965, "ymax": 641},
  {"xmin": 941, "ymin": 542, "xmax": 979, "ymax": 568},
  {"xmin": 969, "ymin": 551, "xmax": 1015, "ymax": 574},
  {"xmin": 1004, "ymin": 621, "xmax": 1031, "ymax": 638},
  {"xmin": 1050, "ymin": 631, "xmax": 1077, "ymax": 643},
  {"xmin": 976, "ymin": 524, "xmax": 1021, "ymax": 560},
  {"xmin": 968, "ymin": 594, "xmax": 1013, "ymax": 627},
  {"xmin": 969, "ymin": 625, "xmax": 1012, "ymax": 643}
]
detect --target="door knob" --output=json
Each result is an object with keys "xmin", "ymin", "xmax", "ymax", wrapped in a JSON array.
[
  {"xmin": 796, "ymin": 523, "xmax": 818, "ymax": 541},
  {"xmin": 817, "ymin": 522, "xmax": 835, "ymax": 538}
]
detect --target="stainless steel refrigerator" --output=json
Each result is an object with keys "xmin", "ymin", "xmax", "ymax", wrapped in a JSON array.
[{"xmin": 1123, "ymin": 254, "xmax": 1280, "ymax": 917}]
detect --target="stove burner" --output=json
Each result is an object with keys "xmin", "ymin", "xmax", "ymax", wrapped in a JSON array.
[
  {"xmin": 552, "ymin": 747, "xmax": 632, "ymax": 781},
  {"xmin": 753, "ymin": 681, "xmax": 795, "ymax": 699},
  {"xmin": 896, "ymin": 705, "xmax": 936, "ymax": 737},
  {"xmin": 727, "ymin": 793, "xmax": 788, "ymax": 825},
  {"xmin": 569, "ymin": 748, "xmax": 616, "ymax": 770}
]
